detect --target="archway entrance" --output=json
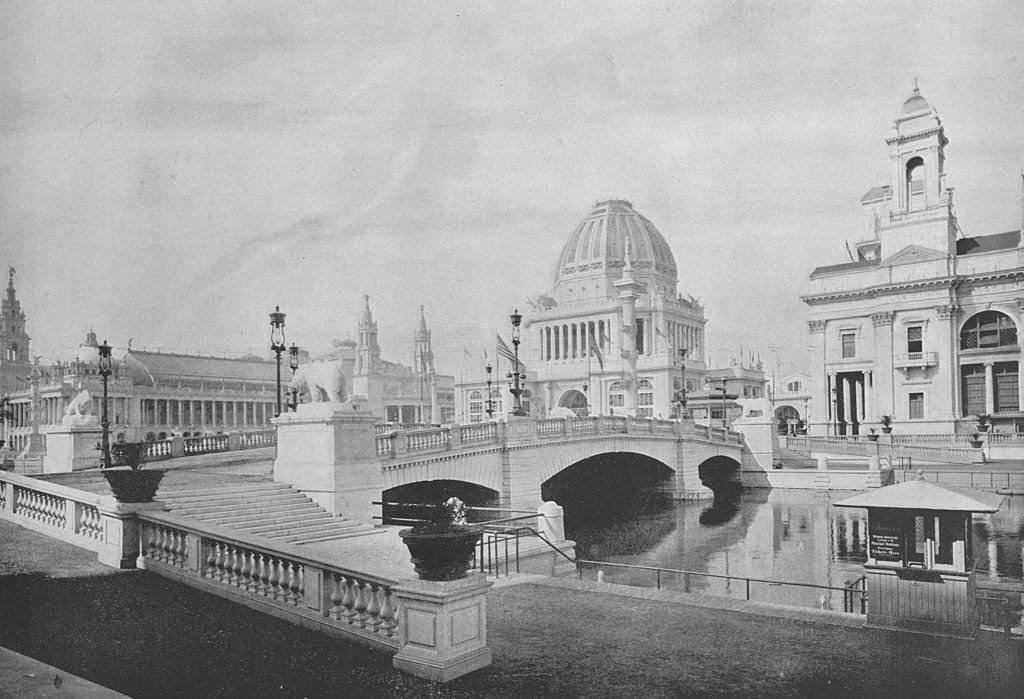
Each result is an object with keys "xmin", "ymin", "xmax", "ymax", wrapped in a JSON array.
[
  {"xmin": 774, "ymin": 405, "xmax": 801, "ymax": 435},
  {"xmin": 558, "ymin": 389, "xmax": 589, "ymax": 416}
]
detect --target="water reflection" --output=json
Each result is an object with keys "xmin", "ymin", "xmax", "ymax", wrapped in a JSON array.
[{"xmin": 571, "ymin": 489, "xmax": 1024, "ymax": 608}]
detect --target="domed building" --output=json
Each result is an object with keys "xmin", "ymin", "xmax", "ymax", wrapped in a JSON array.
[{"xmin": 512, "ymin": 200, "xmax": 711, "ymax": 419}]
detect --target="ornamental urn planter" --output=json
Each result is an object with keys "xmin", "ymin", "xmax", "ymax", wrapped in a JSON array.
[
  {"xmin": 102, "ymin": 441, "xmax": 164, "ymax": 503},
  {"xmin": 399, "ymin": 525, "xmax": 482, "ymax": 581},
  {"xmin": 867, "ymin": 432, "xmax": 879, "ymax": 442},
  {"xmin": 102, "ymin": 468, "xmax": 165, "ymax": 503}
]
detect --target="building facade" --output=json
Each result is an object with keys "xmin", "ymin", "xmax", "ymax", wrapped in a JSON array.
[
  {"xmin": 803, "ymin": 86, "xmax": 1024, "ymax": 435},
  {"xmin": 458, "ymin": 199, "xmax": 763, "ymax": 423}
]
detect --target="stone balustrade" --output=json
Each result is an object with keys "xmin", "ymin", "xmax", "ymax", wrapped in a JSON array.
[
  {"xmin": 371, "ymin": 416, "xmax": 742, "ymax": 466},
  {"xmin": 138, "ymin": 510, "xmax": 401, "ymax": 650}
]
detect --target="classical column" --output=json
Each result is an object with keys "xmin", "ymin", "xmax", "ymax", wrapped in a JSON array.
[
  {"xmin": 984, "ymin": 362, "xmax": 995, "ymax": 415},
  {"xmin": 936, "ymin": 304, "xmax": 960, "ymax": 422},
  {"xmin": 871, "ymin": 311, "xmax": 894, "ymax": 421},
  {"xmin": 808, "ymin": 319, "xmax": 827, "ymax": 435}
]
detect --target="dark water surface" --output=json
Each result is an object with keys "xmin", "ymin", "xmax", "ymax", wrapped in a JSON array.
[{"xmin": 568, "ymin": 486, "xmax": 1024, "ymax": 609}]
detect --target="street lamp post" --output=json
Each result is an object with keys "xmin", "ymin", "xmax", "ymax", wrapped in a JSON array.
[
  {"xmin": 830, "ymin": 387, "xmax": 838, "ymax": 436},
  {"xmin": 507, "ymin": 309, "xmax": 526, "ymax": 417},
  {"xmin": 97, "ymin": 340, "xmax": 113, "ymax": 469},
  {"xmin": 269, "ymin": 306, "xmax": 286, "ymax": 417},
  {"xmin": 485, "ymin": 363, "xmax": 494, "ymax": 419},
  {"xmin": 288, "ymin": 343, "xmax": 300, "ymax": 411}
]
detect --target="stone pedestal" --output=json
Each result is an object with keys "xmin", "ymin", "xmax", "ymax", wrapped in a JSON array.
[
  {"xmin": 97, "ymin": 499, "xmax": 167, "ymax": 569},
  {"xmin": 42, "ymin": 425, "xmax": 101, "ymax": 473},
  {"xmin": 272, "ymin": 401, "xmax": 383, "ymax": 524},
  {"xmin": 392, "ymin": 574, "xmax": 493, "ymax": 682}
]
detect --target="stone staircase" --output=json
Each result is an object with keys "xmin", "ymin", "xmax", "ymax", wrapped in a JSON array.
[{"xmin": 160, "ymin": 479, "xmax": 381, "ymax": 545}]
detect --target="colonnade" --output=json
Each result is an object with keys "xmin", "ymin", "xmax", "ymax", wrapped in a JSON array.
[{"xmin": 139, "ymin": 398, "xmax": 274, "ymax": 429}]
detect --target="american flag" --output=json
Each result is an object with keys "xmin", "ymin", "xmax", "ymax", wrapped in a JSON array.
[{"xmin": 496, "ymin": 333, "xmax": 524, "ymax": 373}]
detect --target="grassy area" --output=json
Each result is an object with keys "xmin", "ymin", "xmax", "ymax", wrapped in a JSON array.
[{"xmin": 1, "ymin": 520, "xmax": 1022, "ymax": 697}]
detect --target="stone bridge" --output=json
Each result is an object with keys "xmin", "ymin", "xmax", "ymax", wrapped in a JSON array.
[{"xmin": 273, "ymin": 405, "xmax": 750, "ymax": 523}]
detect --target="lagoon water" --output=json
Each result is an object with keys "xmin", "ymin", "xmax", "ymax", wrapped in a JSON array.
[{"xmin": 568, "ymin": 487, "xmax": 1024, "ymax": 609}]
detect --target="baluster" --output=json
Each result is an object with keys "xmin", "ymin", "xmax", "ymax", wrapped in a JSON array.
[
  {"xmin": 366, "ymin": 583, "xmax": 382, "ymax": 632},
  {"xmin": 235, "ymin": 549, "xmax": 251, "ymax": 590},
  {"xmin": 213, "ymin": 544, "xmax": 227, "ymax": 582},
  {"xmin": 354, "ymin": 581, "xmax": 369, "ymax": 628},
  {"xmin": 205, "ymin": 542, "xmax": 217, "ymax": 578},
  {"xmin": 152, "ymin": 527, "xmax": 165, "ymax": 562},
  {"xmin": 257, "ymin": 554, "xmax": 270, "ymax": 595},
  {"xmin": 289, "ymin": 563, "xmax": 303, "ymax": 606},
  {"xmin": 225, "ymin": 546, "xmax": 238, "ymax": 585},
  {"xmin": 268, "ymin": 558, "xmax": 281, "ymax": 600},
  {"xmin": 329, "ymin": 575, "xmax": 345, "ymax": 620},
  {"xmin": 341, "ymin": 576, "xmax": 358, "ymax": 623},
  {"xmin": 171, "ymin": 529, "xmax": 182, "ymax": 565},
  {"xmin": 379, "ymin": 588, "xmax": 397, "ymax": 637},
  {"xmin": 235, "ymin": 548, "xmax": 249, "ymax": 588}
]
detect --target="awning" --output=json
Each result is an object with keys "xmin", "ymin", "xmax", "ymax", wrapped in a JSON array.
[{"xmin": 833, "ymin": 477, "xmax": 1003, "ymax": 513}]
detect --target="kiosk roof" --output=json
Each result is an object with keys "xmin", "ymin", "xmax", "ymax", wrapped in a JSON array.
[{"xmin": 833, "ymin": 478, "xmax": 1003, "ymax": 513}]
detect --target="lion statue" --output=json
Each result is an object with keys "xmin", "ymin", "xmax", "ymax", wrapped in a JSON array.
[
  {"xmin": 62, "ymin": 389, "xmax": 98, "ymax": 426},
  {"xmin": 289, "ymin": 358, "xmax": 347, "ymax": 403}
]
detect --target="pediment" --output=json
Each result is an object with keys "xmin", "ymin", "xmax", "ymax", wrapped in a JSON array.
[{"xmin": 881, "ymin": 245, "xmax": 947, "ymax": 267}]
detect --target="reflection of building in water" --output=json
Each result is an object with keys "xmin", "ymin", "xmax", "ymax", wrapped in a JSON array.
[{"xmin": 973, "ymin": 496, "xmax": 1024, "ymax": 580}]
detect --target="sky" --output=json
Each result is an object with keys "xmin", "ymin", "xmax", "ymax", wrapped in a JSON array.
[{"xmin": 2, "ymin": 1, "xmax": 1023, "ymax": 378}]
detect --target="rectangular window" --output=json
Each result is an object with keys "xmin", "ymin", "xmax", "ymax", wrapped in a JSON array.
[
  {"xmin": 994, "ymin": 361, "xmax": 1019, "ymax": 412},
  {"xmin": 907, "ymin": 326, "xmax": 923, "ymax": 354},
  {"xmin": 636, "ymin": 319, "xmax": 645, "ymax": 355},
  {"xmin": 908, "ymin": 392, "xmax": 924, "ymax": 419},
  {"xmin": 609, "ymin": 394, "xmax": 624, "ymax": 407},
  {"xmin": 961, "ymin": 365, "xmax": 986, "ymax": 416},
  {"xmin": 841, "ymin": 333, "xmax": 856, "ymax": 359}
]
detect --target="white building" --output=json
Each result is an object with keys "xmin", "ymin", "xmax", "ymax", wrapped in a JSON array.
[{"xmin": 803, "ymin": 85, "xmax": 1024, "ymax": 435}]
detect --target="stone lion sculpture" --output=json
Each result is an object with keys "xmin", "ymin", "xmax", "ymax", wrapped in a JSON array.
[
  {"xmin": 289, "ymin": 358, "xmax": 347, "ymax": 403},
  {"xmin": 62, "ymin": 389, "xmax": 98, "ymax": 426}
]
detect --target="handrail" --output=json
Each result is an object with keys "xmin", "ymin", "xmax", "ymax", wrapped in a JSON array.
[{"xmin": 576, "ymin": 558, "xmax": 866, "ymax": 607}]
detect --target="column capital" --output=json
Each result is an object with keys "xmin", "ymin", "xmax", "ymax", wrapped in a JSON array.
[
  {"xmin": 871, "ymin": 311, "xmax": 894, "ymax": 327},
  {"xmin": 936, "ymin": 304, "xmax": 958, "ymax": 320},
  {"xmin": 808, "ymin": 319, "xmax": 826, "ymax": 334}
]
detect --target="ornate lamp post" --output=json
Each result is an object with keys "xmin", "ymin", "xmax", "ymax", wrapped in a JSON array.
[
  {"xmin": 288, "ymin": 343, "xmax": 300, "ymax": 411},
  {"xmin": 97, "ymin": 340, "xmax": 113, "ymax": 469},
  {"xmin": 507, "ymin": 309, "xmax": 526, "ymax": 417},
  {"xmin": 484, "ymin": 363, "xmax": 494, "ymax": 419},
  {"xmin": 269, "ymin": 306, "xmax": 286, "ymax": 417}
]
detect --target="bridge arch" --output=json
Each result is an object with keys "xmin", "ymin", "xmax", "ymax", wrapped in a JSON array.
[{"xmin": 697, "ymin": 455, "xmax": 741, "ymax": 493}]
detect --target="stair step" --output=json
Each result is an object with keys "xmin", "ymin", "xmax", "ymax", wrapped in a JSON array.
[
  {"xmin": 168, "ymin": 493, "xmax": 308, "ymax": 512},
  {"xmin": 178, "ymin": 505, "xmax": 317, "ymax": 521},
  {"xmin": 226, "ymin": 513, "xmax": 335, "ymax": 531},
  {"xmin": 256, "ymin": 519, "xmax": 365, "ymax": 537},
  {"xmin": 288, "ymin": 528, "xmax": 384, "ymax": 544},
  {"xmin": 165, "ymin": 484, "xmax": 291, "ymax": 501},
  {"xmin": 198, "ymin": 508, "xmax": 329, "ymax": 527}
]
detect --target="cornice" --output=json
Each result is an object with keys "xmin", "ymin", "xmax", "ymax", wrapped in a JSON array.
[{"xmin": 802, "ymin": 270, "xmax": 1024, "ymax": 306}]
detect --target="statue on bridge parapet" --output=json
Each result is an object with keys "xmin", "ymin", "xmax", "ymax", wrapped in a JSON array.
[
  {"xmin": 61, "ymin": 389, "xmax": 99, "ymax": 427},
  {"xmin": 289, "ymin": 358, "xmax": 347, "ymax": 403}
]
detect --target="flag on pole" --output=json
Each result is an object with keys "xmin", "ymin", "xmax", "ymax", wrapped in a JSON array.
[
  {"xmin": 496, "ymin": 333, "xmax": 524, "ymax": 372},
  {"xmin": 462, "ymin": 347, "xmax": 473, "ymax": 360},
  {"xmin": 587, "ymin": 328, "xmax": 605, "ymax": 370}
]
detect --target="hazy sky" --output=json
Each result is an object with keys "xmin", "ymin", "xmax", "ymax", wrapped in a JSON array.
[{"xmin": 2, "ymin": 1, "xmax": 1023, "ymax": 377}]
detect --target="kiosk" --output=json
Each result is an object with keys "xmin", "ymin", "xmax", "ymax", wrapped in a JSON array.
[{"xmin": 834, "ymin": 476, "xmax": 1003, "ymax": 638}]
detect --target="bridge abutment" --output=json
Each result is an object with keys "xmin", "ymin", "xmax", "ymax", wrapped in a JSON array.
[
  {"xmin": 500, "ymin": 417, "xmax": 544, "ymax": 511},
  {"xmin": 273, "ymin": 402, "xmax": 382, "ymax": 524}
]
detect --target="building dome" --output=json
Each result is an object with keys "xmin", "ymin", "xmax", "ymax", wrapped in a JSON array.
[
  {"xmin": 553, "ymin": 200, "xmax": 678, "ymax": 302},
  {"xmin": 900, "ymin": 85, "xmax": 932, "ymax": 115}
]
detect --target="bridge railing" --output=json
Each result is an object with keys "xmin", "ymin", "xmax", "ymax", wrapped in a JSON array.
[
  {"xmin": 787, "ymin": 436, "xmax": 979, "ymax": 464},
  {"xmin": 375, "ymin": 416, "xmax": 744, "ymax": 459},
  {"xmin": 137, "ymin": 510, "xmax": 401, "ymax": 650}
]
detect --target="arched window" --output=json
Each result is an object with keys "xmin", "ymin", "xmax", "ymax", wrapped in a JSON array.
[
  {"xmin": 906, "ymin": 157, "xmax": 925, "ymax": 210},
  {"xmin": 960, "ymin": 311, "xmax": 1017, "ymax": 350},
  {"xmin": 469, "ymin": 390, "xmax": 483, "ymax": 423},
  {"xmin": 637, "ymin": 379, "xmax": 654, "ymax": 417}
]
